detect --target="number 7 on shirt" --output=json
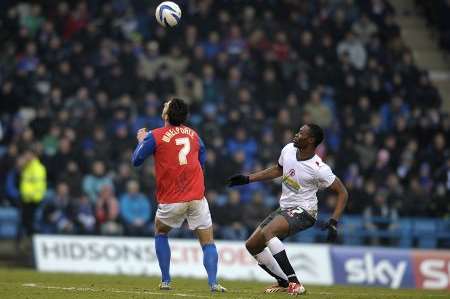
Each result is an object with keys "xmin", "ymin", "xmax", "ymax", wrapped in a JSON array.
[{"xmin": 175, "ymin": 137, "xmax": 190, "ymax": 165}]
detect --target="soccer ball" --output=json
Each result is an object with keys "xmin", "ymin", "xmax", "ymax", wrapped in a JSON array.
[{"xmin": 155, "ymin": 1, "xmax": 182, "ymax": 27}]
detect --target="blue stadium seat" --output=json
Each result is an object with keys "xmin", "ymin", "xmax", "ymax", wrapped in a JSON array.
[
  {"xmin": 0, "ymin": 207, "xmax": 19, "ymax": 239},
  {"xmin": 311, "ymin": 213, "xmax": 331, "ymax": 243},
  {"xmin": 317, "ymin": 213, "xmax": 331, "ymax": 223},
  {"xmin": 413, "ymin": 218, "xmax": 437, "ymax": 248},
  {"xmin": 341, "ymin": 215, "xmax": 364, "ymax": 245},
  {"xmin": 0, "ymin": 207, "xmax": 19, "ymax": 220},
  {"xmin": 397, "ymin": 218, "xmax": 413, "ymax": 248},
  {"xmin": 437, "ymin": 220, "xmax": 450, "ymax": 247},
  {"xmin": 293, "ymin": 227, "xmax": 316, "ymax": 243}
]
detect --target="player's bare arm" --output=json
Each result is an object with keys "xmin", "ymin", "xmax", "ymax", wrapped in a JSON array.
[
  {"xmin": 328, "ymin": 176, "xmax": 348, "ymax": 221},
  {"xmin": 322, "ymin": 176, "xmax": 348, "ymax": 242},
  {"xmin": 227, "ymin": 164, "xmax": 282, "ymax": 186},
  {"xmin": 249, "ymin": 164, "xmax": 283, "ymax": 182}
]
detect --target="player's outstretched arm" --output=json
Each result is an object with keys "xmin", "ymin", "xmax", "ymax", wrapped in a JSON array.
[
  {"xmin": 227, "ymin": 164, "xmax": 283, "ymax": 187},
  {"xmin": 322, "ymin": 176, "xmax": 348, "ymax": 242},
  {"xmin": 131, "ymin": 128, "xmax": 156, "ymax": 167}
]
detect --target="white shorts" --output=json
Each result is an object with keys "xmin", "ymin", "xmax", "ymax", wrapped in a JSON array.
[{"xmin": 156, "ymin": 198, "xmax": 212, "ymax": 230}]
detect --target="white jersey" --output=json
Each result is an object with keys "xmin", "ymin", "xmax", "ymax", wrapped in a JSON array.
[{"xmin": 278, "ymin": 143, "xmax": 336, "ymax": 218}]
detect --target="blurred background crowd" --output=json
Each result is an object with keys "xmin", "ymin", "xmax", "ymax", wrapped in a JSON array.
[
  {"xmin": 416, "ymin": 0, "xmax": 450, "ymax": 53},
  {"xmin": 0, "ymin": 0, "xmax": 449, "ymax": 247}
]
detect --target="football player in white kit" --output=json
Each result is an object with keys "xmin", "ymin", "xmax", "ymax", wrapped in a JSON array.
[{"xmin": 228, "ymin": 124, "xmax": 348, "ymax": 295}]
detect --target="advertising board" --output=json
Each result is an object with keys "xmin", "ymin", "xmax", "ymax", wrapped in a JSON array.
[
  {"xmin": 33, "ymin": 235, "xmax": 333, "ymax": 285},
  {"xmin": 331, "ymin": 246, "xmax": 415, "ymax": 288},
  {"xmin": 411, "ymin": 250, "xmax": 450, "ymax": 290}
]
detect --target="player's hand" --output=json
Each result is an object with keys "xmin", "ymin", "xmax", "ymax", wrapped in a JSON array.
[
  {"xmin": 137, "ymin": 128, "xmax": 148, "ymax": 143},
  {"xmin": 321, "ymin": 218, "xmax": 338, "ymax": 243},
  {"xmin": 227, "ymin": 174, "xmax": 249, "ymax": 187}
]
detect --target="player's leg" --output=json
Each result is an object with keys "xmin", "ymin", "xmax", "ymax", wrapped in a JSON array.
[
  {"xmin": 195, "ymin": 227, "xmax": 220, "ymax": 288},
  {"xmin": 260, "ymin": 207, "xmax": 315, "ymax": 295},
  {"xmin": 154, "ymin": 217, "xmax": 172, "ymax": 288},
  {"xmin": 260, "ymin": 215, "xmax": 299, "ymax": 282},
  {"xmin": 245, "ymin": 213, "xmax": 289, "ymax": 292},
  {"xmin": 188, "ymin": 198, "xmax": 226, "ymax": 292},
  {"xmin": 154, "ymin": 203, "xmax": 187, "ymax": 290},
  {"xmin": 260, "ymin": 214, "xmax": 305, "ymax": 295}
]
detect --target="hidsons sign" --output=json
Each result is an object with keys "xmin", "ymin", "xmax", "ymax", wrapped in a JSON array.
[
  {"xmin": 37, "ymin": 238, "xmax": 155, "ymax": 262},
  {"xmin": 33, "ymin": 235, "xmax": 333, "ymax": 284}
]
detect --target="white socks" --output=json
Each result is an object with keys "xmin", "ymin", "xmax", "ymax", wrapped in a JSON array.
[
  {"xmin": 254, "ymin": 247, "xmax": 288, "ymax": 281},
  {"xmin": 266, "ymin": 237, "xmax": 285, "ymax": 255}
]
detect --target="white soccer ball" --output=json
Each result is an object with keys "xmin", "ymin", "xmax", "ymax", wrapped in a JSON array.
[{"xmin": 155, "ymin": 1, "xmax": 182, "ymax": 27}]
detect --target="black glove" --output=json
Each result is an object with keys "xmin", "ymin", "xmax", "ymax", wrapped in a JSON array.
[
  {"xmin": 227, "ymin": 174, "xmax": 250, "ymax": 187},
  {"xmin": 321, "ymin": 218, "xmax": 338, "ymax": 243}
]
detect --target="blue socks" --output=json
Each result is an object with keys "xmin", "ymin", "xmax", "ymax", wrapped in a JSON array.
[
  {"xmin": 202, "ymin": 243, "xmax": 218, "ymax": 286},
  {"xmin": 155, "ymin": 236, "xmax": 218, "ymax": 286},
  {"xmin": 155, "ymin": 234, "xmax": 171, "ymax": 283}
]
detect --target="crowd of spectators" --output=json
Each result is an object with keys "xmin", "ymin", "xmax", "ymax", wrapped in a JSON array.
[
  {"xmin": 416, "ymin": 0, "xmax": 450, "ymax": 53},
  {"xmin": 0, "ymin": 0, "xmax": 449, "ymax": 244}
]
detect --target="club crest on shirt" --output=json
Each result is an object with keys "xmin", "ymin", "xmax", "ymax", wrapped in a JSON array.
[{"xmin": 282, "ymin": 169, "xmax": 301, "ymax": 193}]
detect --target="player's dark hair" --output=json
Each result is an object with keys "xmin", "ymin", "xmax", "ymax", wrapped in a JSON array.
[
  {"xmin": 167, "ymin": 98, "xmax": 189, "ymax": 126},
  {"xmin": 307, "ymin": 123, "xmax": 324, "ymax": 147}
]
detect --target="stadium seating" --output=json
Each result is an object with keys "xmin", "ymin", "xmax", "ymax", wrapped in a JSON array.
[
  {"xmin": 293, "ymin": 226, "xmax": 316, "ymax": 243},
  {"xmin": 1, "ymin": 205, "xmax": 448, "ymax": 248},
  {"xmin": 340, "ymin": 216, "xmax": 365, "ymax": 245},
  {"xmin": 437, "ymin": 220, "xmax": 450, "ymax": 247},
  {"xmin": 397, "ymin": 219, "xmax": 413, "ymax": 248},
  {"xmin": 0, "ymin": 207, "xmax": 19, "ymax": 239},
  {"xmin": 413, "ymin": 218, "xmax": 438, "ymax": 248}
]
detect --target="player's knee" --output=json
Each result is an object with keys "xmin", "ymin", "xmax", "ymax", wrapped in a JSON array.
[
  {"xmin": 198, "ymin": 234, "xmax": 214, "ymax": 247},
  {"xmin": 261, "ymin": 227, "xmax": 275, "ymax": 242},
  {"xmin": 245, "ymin": 239, "xmax": 255, "ymax": 253},
  {"xmin": 155, "ymin": 218, "xmax": 171, "ymax": 235},
  {"xmin": 245, "ymin": 238, "xmax": 263, "ymax": 255},
  {"xmin": 156, "ymin": 229, "xmax": 170, "ymax": 235},
  {"xmin": 155, "ymin": 228, "xmax": 168, "ymax": 235}
]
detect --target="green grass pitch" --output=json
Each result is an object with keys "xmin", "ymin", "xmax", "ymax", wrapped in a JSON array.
[{"xmin": 0, "ymin": 268, "xmax": 447, "ymax": 299}]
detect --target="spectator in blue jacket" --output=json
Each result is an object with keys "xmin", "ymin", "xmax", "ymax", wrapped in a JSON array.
[
  {"xmin": 131, "ymin": 100, "xmax": 164, "ymax": 133},
  {"xmin": 5, "ymin": 165, "xmax": 20, "ymax": 205},
  {"xmin": 35, "ymin": 182, "xmax": 74, "ymax": 234},
  {"xmin": 82, "ymin": 160, "xmax": 113, "ymax": 203},
  {"xmin": 379, "ymin": 95, "xmax": 410, "ymax": 131},
  {"xmin": 72, "ymin": 194, "xmax": 96, "ymax": 234},
  {"xmin": 226, "ymin": 127, "xmax": 258, "ymax": 165},
  {"xmin": 119, "ymin": 180, "xmax": 152, "ymax": 236}
]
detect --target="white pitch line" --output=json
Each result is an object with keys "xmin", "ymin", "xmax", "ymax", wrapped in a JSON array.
[
  {"xmin": 22, "ymin": 283, "xmax": 211, "ymax": 298},
  {"xmin": 316, "ymin": 291, "xmax": 449, "ymax": 297},
  {"xmin": 21, "ymin": 283, "xmax": 449, "ymax": 298},
  {"xmin": 224, "ymin": 288, "xmax": 449, "ymax": 297}
]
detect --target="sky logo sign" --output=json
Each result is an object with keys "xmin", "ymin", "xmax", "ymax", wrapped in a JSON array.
[{"xmin": 332, "ymin": 246, "xmax": 415, "ymax": 289}]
